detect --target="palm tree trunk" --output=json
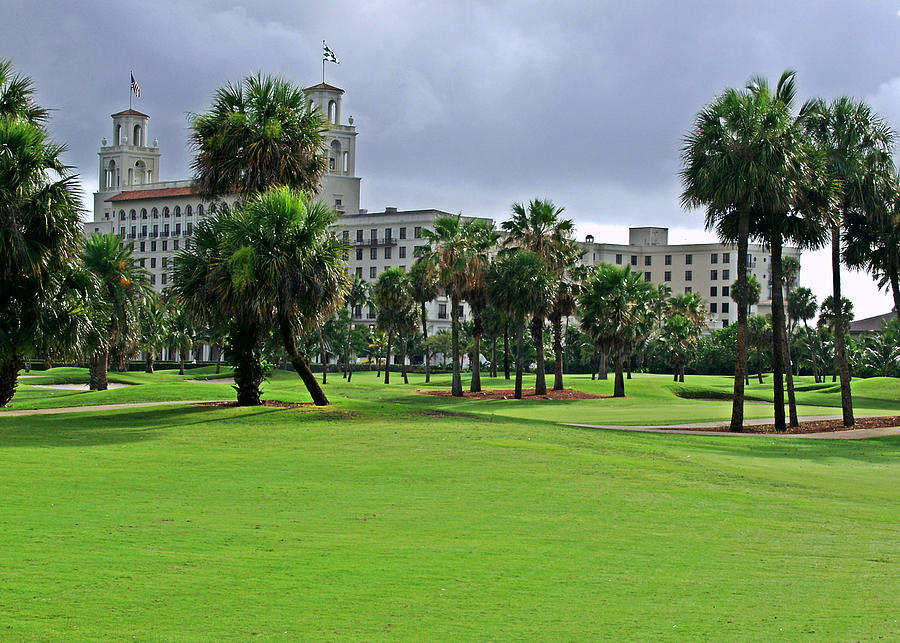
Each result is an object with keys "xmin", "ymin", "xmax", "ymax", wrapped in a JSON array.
[
  {"xmin": 451, "ymin": 296, "xmax": 463, "ymax": 397},
  {"xmin": 384, "ymin": 325, "xmax": 393, "ymax": 384},
  {"xmin": 421, "ymin": 301, "xmax": 431, "ymax": 384},
  {"xmin": 503, "ymin": 322, "xmax": 511, "ymax": 380},
  {"xmin": 731, "ymin": 210, "xmax": 750, "ymax": 432},
  {"xmin": 401, "ymin": 332, "xmax": 409, "ymax": 384},
  {"xmin": 803, "ymin": 322, "xmax": 820, "ymax": 384},
  {"xmin": 757, "ymin": 347, "xmax": 763, "ymax": 384},
  {"xmin": 43, "ymin": 354, "xmax": 51, "ymax": 370},
  {"xmin": 0, "ymin": 356, "xmax": 22, "ymax": 407},
  {"xmin": 318, "ymin": 326, "xmax": 327, "ymax": 385},
  {"xmin": 591, "ymin": 350, "xmax": 597, "ymax": 380},
  {"xmin": 216, "ymin": 348, "xmax": 222, "ymax": 374},
  {"xmin": 514, "ymin": 324, "xmax": 524, "ymax": 399},
  {"xmin": 231, "ymin": 323, "xmax": 263, "ymax": 406},
  {"xmin": 491, "ymin": 336, "xmax": 497, "ymax": 378},
  {"xmin": 769, "ymin": 239, "xmax": 787, "ymax": 432},
  {"xmin": 145, "ymin": 351, "xmax": 154, "ymax": 374},
  {"xmin": 470, "ymin": 312, "xmax": 483, "ymax": 393},
  {"xmin": 599, "ymin": 351, "xmax": 608, "ymax": 380},
  {"xmin": 613, "ymin": 351, "xmax": 625, "ymax": 397},
  {"xmin": 679, "ymin": 364, "xmax": 685, "ymax": 383},
  {"xmin": 831, "ymin": 224, "xmax": 854, "ymax": 426},
  {"xmin": 90, "ymin": 348, "xmax": 109, "ymax": 391},
  {"xmin": 784, "ymin": 339, "xmax": 799, "ymax": 428},
  {"xmin": 889, "ymin": 264, "xmax": 900, "ymax": 316},
  {"xmin": 626, "ymin": 352, "xmax": 632, "ymax": 380},
  {"xmin": 279, "ymin": 318, "xmax": 328, "ymax": 406},
  {"xmin": 552, "ymin": 313, "xmax": 564, "ymax": 391},
  {"xmin": 532, "ymin": 315, "xmax": 546, "ymax": 395},
  {"xmin": 179, "ymin": 348, "xmax": 185, "ymax": 376}
]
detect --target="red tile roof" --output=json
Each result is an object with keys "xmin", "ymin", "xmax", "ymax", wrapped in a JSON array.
[
  {"xmin": 304, "ymin": 82, "xmax": 344, "ymax": 94},
  {"xmin": 111, "ymin": 108, "xmax": 150, "ymax": 118},
  {"xmin": 106, "ymin": 186, "xmax": 199, "ymax": 202}
]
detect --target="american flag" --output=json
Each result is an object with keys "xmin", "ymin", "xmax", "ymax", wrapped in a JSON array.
[{"xmin": 130, "ymin": 73, "xmax": 141, "ymax": 98}]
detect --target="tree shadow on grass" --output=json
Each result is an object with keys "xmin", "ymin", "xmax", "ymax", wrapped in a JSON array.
[{"xmin": 0, "ymin": 404, "xmax": 289, "ymax": 448}]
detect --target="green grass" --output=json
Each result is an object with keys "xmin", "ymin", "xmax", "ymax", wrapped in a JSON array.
[{"xmin": 1, "ymin": 369, "xmax": 899, "ymax": 639}]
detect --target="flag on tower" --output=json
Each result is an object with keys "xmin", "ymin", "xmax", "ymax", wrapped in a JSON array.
[
  {"xmin": 130, "ymin": 73, "xmax": 141, "ymax": 98},
  {"xmin": 323, "ymin": 42, "xmax": 340, "ymax": 64}
]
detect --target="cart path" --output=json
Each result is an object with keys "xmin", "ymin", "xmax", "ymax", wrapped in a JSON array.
[
  {"xmin": 0, "ymin": 400, "xmax": 227, "ymax": 417},
  {"xmin": 564, "ymin": 414, "xmax": 900, "ymax": 440}
]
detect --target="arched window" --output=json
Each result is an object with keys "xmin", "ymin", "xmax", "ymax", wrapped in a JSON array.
[
  {"xmin": 342, "ymin": 151, "xmax": 349, "ymax": 173},
  {"xmin": 209, "ymin": 203, "xmax": 217, "ymax": 214},
  {"xmin": 141, "ymin": 208, "xmax": 147, "ymax": 219},
  {"xmin": 186, "ymin": 205, "xmax": 192, "ymax": 216},
  {"xmin": 134, "ymin": 160, "xmax": 146, "ymax": 185},
  {"xmin": 130, "ymin": 209, "xmax": 137, "ymax": 220},
  {"xmin": 119, "ymin": 210, "xmax": 126, "ymax": 221},
  {"xmin": 328, "ymin": 100, "xmax": 336, "ymax": 123},
  {"xmin": 105, "ymin": 160, "xmax": 117, "ymax": 190},
  {"xmin": 115, "ymin": 125, "xmax": 121, "ymax": 146},
  {"xmin": 133, "ymin": 124, "xmax": 142, "ymax": 147},
  {"xmin": 197, "ymin": 204, "xmax": 204, "ymax": 217},
  {"xmin": 163, "ymin": 207, "xmax": 170, "ymax": 218},
  {"xmin": 174, "ymin": 206, "xmax": 181, "ymax": 217},
  {"xmin": 152, "ymin": 207, "xmax": 158, "ymax": 218}
]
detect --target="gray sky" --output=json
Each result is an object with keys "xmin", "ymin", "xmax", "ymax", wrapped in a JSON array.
[{"xmin": 6, "ymin": 0, "xmax": 900, "ymax": 317}]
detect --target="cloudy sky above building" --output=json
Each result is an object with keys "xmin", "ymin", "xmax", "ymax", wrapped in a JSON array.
[{"xmin": 6, "ymin": 0, "xmax": 900, "ymax": 316}]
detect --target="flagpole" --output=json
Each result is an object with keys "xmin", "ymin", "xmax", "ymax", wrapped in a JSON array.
[
  {"xmin": 322, "ymin": 40, "xmax": 326, "ymax": 84},
  {"xmin": 129, "ymin": 70, "xmax": 133, "ymax": 110}
]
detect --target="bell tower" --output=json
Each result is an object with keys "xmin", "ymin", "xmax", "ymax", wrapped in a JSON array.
[
  {"xmin": 304, "ymin": 82, "xmax": 360, "ymax": 214},
  {"xmin": 98, "ymin": 108, "xmax": 161, "ymax": 193}
]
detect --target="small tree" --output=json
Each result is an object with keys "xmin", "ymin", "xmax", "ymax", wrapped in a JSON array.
[{"xmin": 373, "ymin": 268, "xmax": 416, "ymax": 384}]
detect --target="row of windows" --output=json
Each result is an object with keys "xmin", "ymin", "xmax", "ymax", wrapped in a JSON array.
[
  {"xmin": 614, "ymin": 252, "xmax": 732, "ymax": 267},
  {"xmin": 121, "ymin": 222, "xmax": 193, "ymax": 237},
  {"xmin": 349, "ymin": 226, "xmax": 422, "ymax": 242},
  {"xmin": 352, "ymin": 303, "xmax": 462, "ymax": 321},
  {"xmin": 114, "ymin": 204, "xmax": 216, "ymax": 221},
  {"xmin": 653, "ymin": 269, "xmax": 732, "ymax": 283},
  {"xmin": 120, "ymin": 234, "xmax": 187, "ymax": 253},
  {"xmin": 354, "ymin": 245, "xmax": 419, "ymax": 261}
]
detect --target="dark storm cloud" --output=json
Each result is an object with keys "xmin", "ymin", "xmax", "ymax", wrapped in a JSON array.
[{"xmin": 4, "ymin": 0, "xmax": 900, "ymax": 313}]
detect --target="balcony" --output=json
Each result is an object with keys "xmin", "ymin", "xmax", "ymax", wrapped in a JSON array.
[{"xmin": 353, "ymin": 237, "xmax": 397, "ymax": 247}]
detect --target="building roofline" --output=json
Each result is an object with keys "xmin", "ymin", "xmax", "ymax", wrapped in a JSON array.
[
  {"xmin": 304, "ymin": 82, "xmax": 344, "ymax": 94},
  {"xmin": 111, "ymin": 108, "xmax": 150, "ymax": 118}
]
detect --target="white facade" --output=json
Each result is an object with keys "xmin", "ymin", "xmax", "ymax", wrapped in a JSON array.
[{"xmin": 578, "ymin": 226, "xmax": 801, "ymax": 329}]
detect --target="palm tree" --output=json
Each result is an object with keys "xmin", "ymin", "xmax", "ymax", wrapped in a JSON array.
[
  {"xmin": 659, "ymin": 314, "xmax": 696, "ymax": 382},
  {"xmin": 488, "ymin": 250, "xmax": 553, "ymax": 399},
  {"xmin": 501, "ymin": 199, "xmax": 575, "ymax": 395},
  {"xmin": 189, "ymin": 74, "xmax": 326, "ymax": 200},
  {"xmin": 818, "ymin": 295, "xmax": 855, "ymax": 382},
  {"xmin": 747, "ymin": 315, "xmax": 771, "ymax": 384},
  {"xmin": 461, "ymin": 220, "xmax": 498, "ymax": 393},
  {"xmin": 665, "ymin": 292, "xmax": 707, "ymax": 381},
  {"xmin": 788, "ymin": 286, "xmax": 820, "ymax": 382},
  {"xmin": 343, "ymin": 275, "xmax": 370, "ymax": 382},
  {"xmin": 138, "ymin": 293, "xmax": 169, "ymax": 373},
  {"xmin": 418, "ymin": 214, "xmax": 472, "ymax": 397},
  {"xmin": 548, "ymin": 244, "xmax": 584, "ymax": 390},
  {"xmin": 81, "ymin": 233, "xmax": 152, "ymax": 390},
  {"xmin": 409, "ymin": 258, "xmax": 439, "ymax": 383},
  {"xmin": 166, "ymin": 301, "xmax": 197, "ymax": 375},
  {"xmin": 804, "ymin": 97, "xmax": 895, "ymax": 426},
  {"xmin": 373, "ymin": 267, "xmax": 415, "ymax": 384},
  {"xmin": 580, "ymin": 264, "xmax": 656, "ymax": 398},
  {"xmin": 682, "ymin": 71, "xmax": 801, "ymax": 432},
  {"xmin": 0, "ymin": 61, "xmax": 83, "ymax": 405},
  {"xmin": 862, "ymin": 332, "xmax": 900, "ymax": 377}
]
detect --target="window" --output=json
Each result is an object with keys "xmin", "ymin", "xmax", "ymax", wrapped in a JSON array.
[
  {"xmin": 130, "ymin": 210, "xmax": 136, "ymax": 220},
  {"xmin": 644, "ymin": 256, "xmax": 652, "ymax": 266},
  {"xmin": 152, "ymin": 224, "xmax": 158, "ymax": 237},
  {"xmin": 140, "ymin": 242, "xmax": 146, "ymax": 252},
  {"xmin": 369, "ymin": 266, "xmax": 376, "ymax": 279},
  {"xmin": 198, "ymin": 205, "xmax": 204, "ymax": 217},
  {"xmin": 711, "ymin": 253, "xmax": 718, "ymax": 264},
  {"xmin": 438, "ymin": 303, "xmax": 448, "ymax": 319},
  {"xmin": 615, "ymin": 253, "xmax": 622, "ymax": 265},
  {"xmin": 722, "ymin": 285, "xmax": 730, "ymax": 297},
  {"xmin": 384, "ymin": 246, "xmax": 392, "ymax": 259},
  {"xmin": 710, "ymin": 303, "xmax": 718, "ymax": 314},
  {"xmin": 370, "ymin": 229, "xmax": 377, "ymax": 240},
  {"xmin": 163, "ymin": 207, "xmax": 170, "ymax": 218},
  {"xmin": 356, "ymin": 248, "xmax": 363, "ymax": 260},
  {"xmin": 185, "ymin": 239, "xmax": 191, "ymax": 249},
  {"xmin": 367, "ymin": 307, "xmax": 375, "ymax": 320},
  {"xmin": 685, "ymin": 270, "xmax": 692, "ymax": 281},
  {"xmin": 355, "ymin": 267, "xmax": 362, "ymax": 277},
  {"xmin": 335, "ymin": 199, "xmax": 341, "ymax": 207},
  {"xmin": 173, "ymin": 240, "xmax": 179, "ymax": 251},
  {"xmin": 644, "ymin": 271, "xmax": 651, "ymax": 282},
  {"xmin": 150, "ymin": 274, "xmax": 156, "ymax": 285},
  {"xmin": 162, "ymin": 257, "xmax": 168, "ymax": 268},
  {"xmin": 710, "ymin": 286, "xmax": 718, "ymax": 297},
  {"xmin": 151, "ymin": 241, "xmax": 157, "ymax": 252},
  {"xmin": 174, "ymin": 206, "xmax": 181, "ymax": 217},
  {"xmin": 175, "ymin": 223, "xmax": 181, "ymax": 235},
  {"xmin": 710, "ymin": 269, "xmax": 718, "ymax": 281},
  {"xmin": 414, "ymin": 226, "xmax": 422, "ymax": 239},
  {"xmin": 685, "ymin": 287, "xmax": 692, "ymax": 293},
  {"xmin": 119, "ymin": 226, "xmax": 125, "ymax": 237},
  {"xmin": 458, "ymin": 305, "xmax": 464, "ymax": 319},
  {"xmin": 399, "ymin": 246, "xmax": 406, "ymax": 259},
  {"xmin": 400, "ymin": 227, "xmax": 407, "ymax": 239},
  {"xmin": 356, "ymin": 229, "xmax": 363, "ymax": 242},
  {"xmin": 186, "ymin": 222, "xmax": 192, "ymax": 235},
  {"xmin": 723, "ymin": 252, "xmax": 730, "ymax": 263},
  {"xmin": 665, "ymin": 254, "xmax": 672, "ymax": 266},
  {"xmin": 353, "ymin": 305, "xmax": 362, "ymax": 318},
  {"xmin": 141, "ymin": 208, "xmax": 147, "ymax": 219},
  {"xmin": 161, "ymin": 273, "xmax": 167, "ymax": 285},
  {"xmin": 150, "ymin": 257, "xmax": 157, "ymax": 268},
  {"xmin": 722, "ymin": 302, "xmax": 730, "ymax": 313},
  {"xmin": 664, "ymin": 271, "xmax": 671, "ymax": 282},
  {"xmin": 385, "ymin": 228, "xmax": 392, "ymax": 240},
  {"xmin": 722, "ymin": 269, "xmax": 730, "ymax": 281},
  {"xmin": 119, "ymin": 211, "xmax": 126, "ymax": 221},
  {"xmin": 685, "ymin": 254, "xmax": 693, "ymax": 265},
  {"xmin": 139, "ymin": 258, "xmax": 146, "ymax": 268},
  {"xmin": 141, "ymin": 225, "xmax": 147, "ymax": 236},
  {"xmin": 630, "ymin": 255, "xmax": 637, "ymax": 266},
  {"xmin": 370, "ymin": 247, "xmax": 377, "ymax": 260},
  {"xmin": 162, "ymin": 241, "xmax": 167, "ymax": 251},
  {"xmin": 130, "ymin": 225, "xmax": 136, "ymax": 237},
  {"xmin": 723, "ymin": 319, "xmax": 729, "ymax": 327},
  {"xmin": 163, "ymin": 223, "xmax": 170, "ymax": 237}
]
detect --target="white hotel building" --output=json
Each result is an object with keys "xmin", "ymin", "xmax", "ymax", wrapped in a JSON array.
[{"xmin": 84, "ymin": 80, "xmax": 800, "ymax": 359}]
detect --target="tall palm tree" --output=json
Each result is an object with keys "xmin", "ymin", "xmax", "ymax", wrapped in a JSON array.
[
  {"xmin": 409, "ymin": 258, "xmax": 439, "ymax": 383},
  {"xmin": 580, "ymin": 264, "xmax": 655, "ymax": 398},
  {"xmin": 818, "ymin": 295, "xmax": 855, "ymax": 382},
  {"xmin": 747, "ymin": 314, "xmax": 771, "ymax": 384},
  {"xmin": 788, "ymin": 286, "xmax": 820, "ymax": 382},
  {"xmin": 343, "ymin": 274, "xmax": 370, "ymax": 382},
  {"xmin": 167, "ymin": 301, "xmax": 197, "ymax": 375},
  {"xmin": 0, "ymin": 61, "xmax": 83, "ymax": 405},
  {"xmin": 682, "ymin": 71, "xmax": 801, "ymax": 432},
  {"xmin": 804, "ymin": 96, "xmax": 895, "ymax": 426},
  {"xmin": 373, "ymin": 267, "xmax": 415, "ymax": 384},
  {"xmin": 666, "ymin": 292, "xmax": 707, "ymax": 381},
  {"xmin": 461, "ymin": 220, "xmax": 499, "ymax": 393},
  {"xmin": 488, "ymin": 250, "xmax": 553, "ymax": 399},
  {"xmin": 418, "ymin": 214, "xmax": 472, "ymax": 397},
  {"xmin": 190, "ymin": 74, "xmax": 326, "ymax": 200},
  {"xmin": 502, "ymin": 199, "xmax": 575, "ymax": 395},
  {"xmin": 138, "ymin": 292, "xmax": 169, "ymax": 373},
  {"xmin": 81, "ymin": 233, "xmax": 152, "ymax": 390},
  {"xmin": 548, "ymin": 244, "xmax": 584, "ymax": 390}
]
